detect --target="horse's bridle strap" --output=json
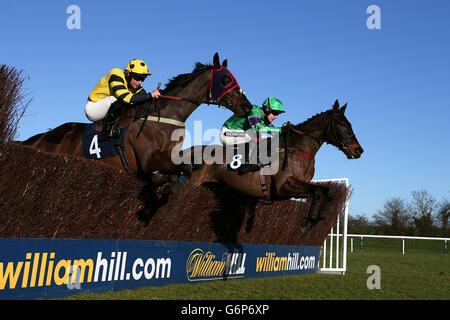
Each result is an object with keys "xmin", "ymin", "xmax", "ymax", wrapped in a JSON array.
[
  {"xmin": 278, "ymin": 148, "xmax": 314, "ymax": 160},
  {"xmin": 294, "ymin": 150, "xmax": 314, "ymax": 160},
  {"xmin": 144, "ymin": 116, "xmax": 185, "ymax": 127}
]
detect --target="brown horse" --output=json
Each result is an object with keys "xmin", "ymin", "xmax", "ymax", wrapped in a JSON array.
[
  {"xmin": 22, "ymin": 53, "xmax": 252, "ymax": 187},
  {"xmin": 184, "ymin": 100, "xmax": 363, "ymax": 233}
]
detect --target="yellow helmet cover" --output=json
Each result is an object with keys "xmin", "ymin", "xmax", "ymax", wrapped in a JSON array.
[{"xmin": 125, "ymin": 59, "xmax": 151, "ymax": 76}]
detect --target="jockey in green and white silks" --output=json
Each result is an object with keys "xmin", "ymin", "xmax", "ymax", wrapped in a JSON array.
[
  {"xmin": 220, "ymin": 97, "xmax": 287, "ymax": 173},
  {"xmin": 220, "ymin": 97, "xmax": 285, "ymax": 145}
]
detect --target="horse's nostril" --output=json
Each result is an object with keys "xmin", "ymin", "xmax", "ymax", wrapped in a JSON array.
[{"xmin": 355, "ymin": 147, "xmax": 363, "ymax": 155}]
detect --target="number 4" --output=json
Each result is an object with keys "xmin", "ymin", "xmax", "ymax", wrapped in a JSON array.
[{"xmin": 89, "ymin": 135, "xmax": 102, "ymax": 159}]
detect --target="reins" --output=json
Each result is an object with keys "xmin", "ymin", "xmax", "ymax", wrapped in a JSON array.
[
  {"xmin": 158, "ymin": 94, "xmax": 202, "ymax": 106},
  {"xmin": 281, "ymin": 122, "xmax": 317, "ymax": 170},
  {"xmin": 135, "ymin": 76, "xmax": 244, "ymax": 138},
  {"xmin": 158, "ymin": 91, "xmax": 242, "ymax": 109},
  {"xmin": 136, "ymin": 83, "xmax": 163, "ymax": 138}
]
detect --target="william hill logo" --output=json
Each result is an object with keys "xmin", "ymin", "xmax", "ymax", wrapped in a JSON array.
[{"xmin": 186, "ymin": 249, "xmax": 246, "ymax": 281}]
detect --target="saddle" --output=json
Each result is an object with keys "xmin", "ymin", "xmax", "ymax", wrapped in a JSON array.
[{"xmin": 95, "ymin": 108, "xmax": 135, "ymax": 139}]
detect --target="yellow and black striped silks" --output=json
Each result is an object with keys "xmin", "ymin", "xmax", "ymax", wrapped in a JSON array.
[{"xmin": 88, "ymin": 68, "xmax": 148, "ymax": 104}]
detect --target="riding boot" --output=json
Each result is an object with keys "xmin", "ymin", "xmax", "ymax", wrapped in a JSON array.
[
  {"xmin": 258, "ymin": 137, "xmax": 273, "ymax": 167},
  {"xmin": 238, "ymin": 142, "xmax": 261, "ymax": 174},
  {"xmin": 99, "ymin": 101, "xmax": 124, "ymax": 141}
]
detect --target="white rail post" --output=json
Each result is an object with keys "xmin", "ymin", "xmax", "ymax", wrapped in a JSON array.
[
  {"xmin": 329, "ymin": 223, "xmax": 334, "ymax": 269},
  {"xmin": 341, "ymin": 178, "xmax": 349, "ymax": 274},
  {"xmin": 316, "ymin": 178, "xmax": 350, "ymax": 275}
]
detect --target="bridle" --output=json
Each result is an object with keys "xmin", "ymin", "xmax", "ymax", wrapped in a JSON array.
[
  {"xmin": 282, "ymin": 111, "xmax": 351, "ymax": 169},
  {"xmin": 323, "ymin": 111, "xmax": 356, "ymax": 154},
  {"xmin": 159, "ymin": 65, "xmax": 244, "ymax": 110}
]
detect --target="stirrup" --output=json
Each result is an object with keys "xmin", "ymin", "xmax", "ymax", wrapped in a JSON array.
[
  {"xmin": 99, "ymin": 122, "xmax": 120, "ymax": 141},
  {"xmin": 238, "ymin": 163, "xmax": 261, "ymax": 174}
]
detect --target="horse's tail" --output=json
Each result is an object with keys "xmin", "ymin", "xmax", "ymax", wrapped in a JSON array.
[{"xmin": 22, "ymin": 132, "xmax": 45, "ymax": 146}]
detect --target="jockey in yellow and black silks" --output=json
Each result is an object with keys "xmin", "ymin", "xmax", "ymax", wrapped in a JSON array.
[{"xmin": 85, "ymin": 59, "xmax": 161, "ymax": 140}]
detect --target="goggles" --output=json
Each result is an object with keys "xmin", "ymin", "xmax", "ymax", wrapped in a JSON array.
[
  {"xmin": 132, "ymin": 73, "xmax": 147, "ymax": 82},
  {"xmin": 271, "ymin": 110, "xmax": 283, "ymax": 116}
]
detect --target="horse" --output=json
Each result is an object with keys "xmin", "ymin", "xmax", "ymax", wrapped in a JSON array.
[
  {"xmin": 22, "ymin": 53, "xmax": 252, "ymax": 191},
  {"xmin": 183, "ymin": 99, "xmax": 364, "ymax": 234}
]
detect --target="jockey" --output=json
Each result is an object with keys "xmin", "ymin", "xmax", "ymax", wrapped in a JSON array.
[
  {"xmin": 85, "ymin": 59, "xmax": 161, "ymax": 140},
  {"xmin": 220, "ymin": 97, "xmax": 291, "ymax": 172}
]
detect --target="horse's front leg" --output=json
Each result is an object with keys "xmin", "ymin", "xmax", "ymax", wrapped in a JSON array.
[
  {"xmin": 151, "ymin": 163, "xmax": 193, "ymax": 195},
  {"xmin": 277, "ymin": 177, "xmax": 333, "ymax": 234}
]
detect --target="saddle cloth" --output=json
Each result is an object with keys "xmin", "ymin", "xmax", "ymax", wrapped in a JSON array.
[
  {"xmin": 224, "ymin": 144, "xmax": 260, "ymax": 171},
  {"xmin": 82, "ymin": 123, "xmax": 129, "ymax": 160}
]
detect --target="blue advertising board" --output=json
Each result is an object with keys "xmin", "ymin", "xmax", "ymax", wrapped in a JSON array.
[{"xmin": 0, "ymin": 238, "xmax": 321, "ymax": 299}]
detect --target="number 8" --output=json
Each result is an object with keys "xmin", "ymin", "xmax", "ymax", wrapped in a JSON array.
[{"xmin": 230, "ymin": 154, "xmax": 242, "ymax": 169}]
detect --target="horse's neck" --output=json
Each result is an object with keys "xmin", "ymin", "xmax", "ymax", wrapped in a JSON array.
[
  {"xmin": 159, "ymin": 75, "xmax": 210, "ymax": 122},
  {"xmin": 288, "ymin": 113, "xmax": 330, "ymax": 155}
]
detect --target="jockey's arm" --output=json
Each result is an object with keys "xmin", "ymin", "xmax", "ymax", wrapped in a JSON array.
[
  {"xmin": 247, "ymin": 108, "xmax": 282, "ymax": 134},
  {"xmin": 250, "ymin": 121, "xmax": 282, "ymax": 134},
  {"xmin": 109, "ymin": 73, "xmax": 152, "ymax": 105}
]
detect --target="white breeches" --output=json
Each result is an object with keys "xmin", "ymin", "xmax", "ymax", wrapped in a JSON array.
[
  {"xmin": 84, "ymin": 96, "xmax": 117, "ymax": 122},
  {"xmin": 220, "ymin": 126, "xmax": 253, "ymax": 146}
]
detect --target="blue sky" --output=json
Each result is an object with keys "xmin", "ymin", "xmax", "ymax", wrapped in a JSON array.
[{"xmin": 1, "ymin": 0, "xmax": 449, "ymax": 219}]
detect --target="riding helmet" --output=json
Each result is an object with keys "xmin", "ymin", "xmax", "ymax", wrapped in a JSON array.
[
  {"xmin": 262, "ymin": 97, "xmax": 285, "ymax": 114},
  {"xmin": 125, "ymin": 59, "xmax": 152, "ymax": 78}
]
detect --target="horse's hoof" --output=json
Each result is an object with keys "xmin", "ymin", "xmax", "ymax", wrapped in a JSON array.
[
  {"xmin": 156, "ymin": 183, "xmax": 171, "ymax": 195},
  {"xmin": 152, "ymin": 173, "xmax": 168, "ymax": 185},
  {"xmin": 301, "ymin": 225, "xmax": 310, "ymax": 235},
  {"xmin": 301, "ymin": 220, "xmax": 313, "ymax": 235},
  {"xmin": 170, "ymin": 181, "xmax": 183, "ymax": 194}
]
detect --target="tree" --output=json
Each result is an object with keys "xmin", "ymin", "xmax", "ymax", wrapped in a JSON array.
[
  {"xmin": 436, "ymin": 199, "xmax": 450, "ymax": 236},
  {"xmin": 348, "ymin": 214, "xmax": 371, "ymax": 234},
  {"xmin": 373, "ymin": 197, "xmax": 411, "ymax": 235},
  {"xmin": 0, "ymin": 64, "xmax": 31, "ymax": 143},
  {"xmin": 409, "ymin": 189, "xmax": 438, "ymax": 236}
]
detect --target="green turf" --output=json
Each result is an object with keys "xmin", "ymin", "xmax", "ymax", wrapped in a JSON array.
[{"xmin": 59, "ymin": 239, "xmax": 449, "ymax": 300}]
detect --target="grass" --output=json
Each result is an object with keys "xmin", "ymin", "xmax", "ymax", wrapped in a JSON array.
[{"xmin": 59, "ymin": 239, "xmax": 449, "ymax": 300}]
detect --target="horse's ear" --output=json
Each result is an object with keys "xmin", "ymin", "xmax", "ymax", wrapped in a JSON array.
[
  {"xmin": 222, "ymin": 59, "xmax": 228, "ymax": 67},
  {"xmin": 340, "ymin": 103, "xmax": 347, "ymax": 114},
  {"xmin": 333, "ymin": 99, "xmax": 340, "ymax": 112},
  {"xmin": 213, "ymin": 52, "xmax": 221, "ymax": 69}
]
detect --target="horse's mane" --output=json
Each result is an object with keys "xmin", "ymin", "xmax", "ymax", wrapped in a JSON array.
[
  {"xmin": 294, "ymin": 109, "xmax": 331, "ymax": 130},
  {"xmin": 135, "ymin": 62, "xmax": 212, "ymax": 114},
  {"xmin": 161, "ymin": 62, "xmax": 212, "ymax": 94}
]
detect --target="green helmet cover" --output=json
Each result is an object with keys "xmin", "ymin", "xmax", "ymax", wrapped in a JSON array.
[{"xmin": 262, "ymin": 97, "xmax": 285, "ymax": 113}]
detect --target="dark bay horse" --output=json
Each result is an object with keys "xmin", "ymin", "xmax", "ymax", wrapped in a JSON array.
[
  {"xmin": 185, "ymin": 100, "xmax": 363, "ymax": 233},
  {"xmin": 22, "ymin": 53, "xmax": 252, "ymax": 185}
]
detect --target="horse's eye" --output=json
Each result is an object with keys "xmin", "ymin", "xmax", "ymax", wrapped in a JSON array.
[{"xmin": 220, "ymin": 75, "xmax": 232, "ymax": 87}]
